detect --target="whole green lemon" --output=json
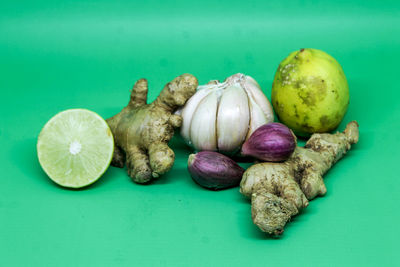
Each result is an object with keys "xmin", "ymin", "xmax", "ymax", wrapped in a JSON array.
[{"xmin": 271, "ymin": 48, "xmax": 349, "ymax": 136}]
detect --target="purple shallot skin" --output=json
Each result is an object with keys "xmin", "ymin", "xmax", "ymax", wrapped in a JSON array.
[
  {"xmin": 188, "ymin": 151, "xmax": 245, "ymax": 190},
  {"xmin": 241, "ymin": 123, "xmax": 297, "ymax": 162}
]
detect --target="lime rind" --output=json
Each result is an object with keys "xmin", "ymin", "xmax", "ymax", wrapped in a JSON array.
[{"xmin": 37, "ymin": 109, "xmax": 114, "ymax": 188}]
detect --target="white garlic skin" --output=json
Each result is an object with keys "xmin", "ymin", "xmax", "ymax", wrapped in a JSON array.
[
  {"xmin": 190, "ymin": 91, "xmax": 219, "ymax": 151},
  {"xmin": 177, "ymin": 73, "xmax": 274, "ymax": 154},
  {"xmin": 217, "ymin": 84, "xmax": 250, "ymax": 153}
]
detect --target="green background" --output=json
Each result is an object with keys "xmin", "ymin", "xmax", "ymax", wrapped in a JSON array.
[{"xmin": 1, "ymin": 0, "xmax": 399, "ymax": 266}]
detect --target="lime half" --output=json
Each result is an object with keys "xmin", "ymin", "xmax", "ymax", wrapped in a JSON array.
[{"xmin": 37, "ymin": 109, "xmax": 114, "ymax": 188}]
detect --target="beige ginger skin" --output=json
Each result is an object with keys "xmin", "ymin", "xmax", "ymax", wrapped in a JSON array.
[
  {"xmin": 107, "ymin": 74, "xmax": 198, "ymax": 183},
  {"xmin": 240, "ymin": 121, "xmax": 359, "ymax": 235}
]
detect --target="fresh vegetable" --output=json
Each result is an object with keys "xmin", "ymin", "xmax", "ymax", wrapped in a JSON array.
[
  {"xmin": 188, "ymin": 151, "xmax": 245, "ymax": 190},
  {"xmin": 240, "ymin": 121, "xmax": 359, "ymax": 235},
  {"xmin": 107, "ymin": 74, "xmax": 198, "ymax": 183},
  {"xmin": 241, "ymin": 122, "xmax": 297, "ymax": 161},
  {"xmin": 37, "ymin": 109, "xmax": 114, "ymax": 188},
  {"xmin": 177, "ymin": 73, "xmax": 274, "ymax": 154},
  {"xmin": 271, "ymin": 48, "xmax": 349, "ymax": 136}
]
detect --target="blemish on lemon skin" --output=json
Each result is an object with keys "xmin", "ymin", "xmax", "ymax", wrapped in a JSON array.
[
  {"xmin": 273, "ymin": 100, "xmax": 285, "ymax": 115},
  {"xmin": 301, "ymin": 123, "xmax": 314, "ymax": 133},
  {"xmin": 298, "ymin": 89, "xmax": 316, "ymax": 106},
  {"xmin": 280, "ymin": 63, "xmax": 296, "ymax": 86},
  {"xmin": 296, "ymin": 76, "xmax": 327, "ymax": 107},
  {"xmin": 319, "ymin": 116, "xmax": 331, "ymax": 128},
  {"xmin": 293, "ymin": 105, "xmax": 300, "ymax": 118}
]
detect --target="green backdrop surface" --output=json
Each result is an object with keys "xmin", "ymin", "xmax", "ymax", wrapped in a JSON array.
[{"xmin": 1, "ymin": 1, "xmax": 399, "ymax": 266}]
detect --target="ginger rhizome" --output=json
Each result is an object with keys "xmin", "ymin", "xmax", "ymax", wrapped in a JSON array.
[
  {"xmin": 240, "ymin": 121, "xmax": 359, "ymax": 235},
  {"xmin": 107, "ymin": 74, "xmax": 198, "ymax": 183}
]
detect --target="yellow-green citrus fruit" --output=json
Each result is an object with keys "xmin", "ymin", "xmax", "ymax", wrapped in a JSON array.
[
  {"xmin": 271, "ymin": 48, "xmax": 349, "ymax": 136},
  {"xmin": 37, "ymin": 109, "xmax": 114, "ymax": 188}
]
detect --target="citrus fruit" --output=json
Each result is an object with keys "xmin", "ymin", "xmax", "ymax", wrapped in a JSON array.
[
  {"xmin": 37, "ymin": 109, "xmax": 114, "ymax": 188},
  {"xmin": 271, "ymin": 48, "xmax": 349, "ymax": 136}
]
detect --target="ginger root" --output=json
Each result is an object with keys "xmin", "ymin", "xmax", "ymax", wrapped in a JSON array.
[
  {"xmin": 240, "ymin": 121, "xmax": 359, "ymax": 235},
  {"xmin": 107, "ymin": 74, "xmax": 198, "ymax": 183}
]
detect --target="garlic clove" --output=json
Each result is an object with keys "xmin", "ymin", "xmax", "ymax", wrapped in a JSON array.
[
  {"xmin": 246, "ymin": 96, "xmax": 269, "ymax": 140},
  {"xmin": 190, "ymin": 90, "xmax": 219, "ymax": 151},
  {"xmin": 179, "ymin": 86, "xmax": 214, "ymax": 144},
  {"xmin": 245, "ymin": 75, "xmax": 261, "ymax": 88},
  {"xmin": 217, "ymin": 85, "xmax": 250, "ymax": 153},
  {"xmin": 224, "ymin": 73, "xmax": 244, "ymax": 84},
  {"xmin": 243, "ymin": 75, "xmax": 274, "ymax": 123}
]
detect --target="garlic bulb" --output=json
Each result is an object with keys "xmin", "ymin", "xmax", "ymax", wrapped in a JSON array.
[{"xmin": 178, "ymin": 73, "xmax": 274, "ymax": 154}]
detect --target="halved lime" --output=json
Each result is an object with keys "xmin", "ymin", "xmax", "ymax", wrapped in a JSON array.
[{"xmin": 37, "ymin": 109, "xmax": 114, "ymax": 188}]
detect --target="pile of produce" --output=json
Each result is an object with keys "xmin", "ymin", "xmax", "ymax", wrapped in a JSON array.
[{"xmin": 37, "ymin": 48, "xmax": 359, "ymax": 236}]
